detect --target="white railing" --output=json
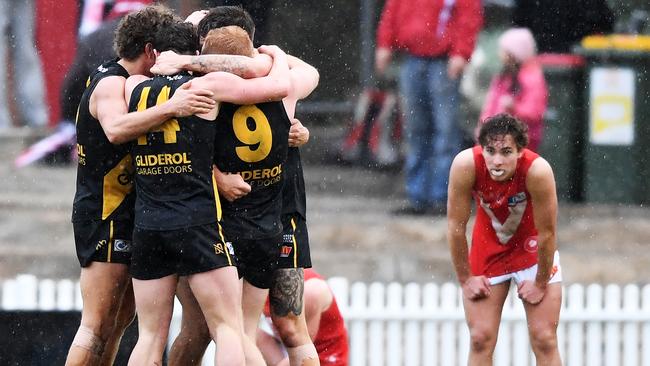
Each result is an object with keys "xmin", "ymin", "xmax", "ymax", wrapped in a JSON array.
[{"xmin": 3, "ymin": 274, "xmax": 650, "ymax": 366}]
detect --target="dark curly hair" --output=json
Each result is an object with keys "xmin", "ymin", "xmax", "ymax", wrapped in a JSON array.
[
  {"xmin": 478, "ymin": 113, "xmax": 529, "ymax": 149},
  {"xmin": 197, "ymin": 6, "xmax": 255, "ymax": 41},
  {"xmin": 113, "ymin": 4, "xmax": 180, "ymax": 61}
]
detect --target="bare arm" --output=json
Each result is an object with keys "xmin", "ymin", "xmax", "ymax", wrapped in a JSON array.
[
  {"xmin": 447, "ymin": 149, "xmax": 491, "ymax": 299},
  {"xmin": 151, "ymin": 50, "xmax": 273, "ymax": 79},
  {"xmin": 93, "ymin": 76, "xmax": 154, "ymax": 144},
  {"xmin": 303, "ymin": 278, "xmax": 333, "ymax": 340},
  {"xmin": 93, "ymin": 75, "xmax": 215, "ymax": 144},
  {"xmin": 283, "ymin": 55, "xmax": 320, "ymax": 119},
  {"xmin": 526, "ymin": 157, "xmax": 558, "ymax": 288},
  {"xmin": 192, "ymin": 46, "xmax": 290, "ymax": 105},
  {"xmin": 447, "ymin": 149, "xmax": 475, "ymax": 284},
  {"xmin": 287, "ymin": 55, "xmax": 319, "ymax": 100}
]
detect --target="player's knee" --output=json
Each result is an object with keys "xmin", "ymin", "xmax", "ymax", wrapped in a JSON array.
[
  {"xmin": 529, "ymin": 327, "xmax": 558, "ymax": 354},
  {"xmin": 115, "ymin": 302, "xmax": 136, "ymax": 331},
  {"xmin": 272, "ymin": 315, "xmax": 310, "ymax": 347},
  {"xmin": 71, "ymin": 325, "xmax": 106, "ymax": 356},
  {"xmin": 469, "ymin": 326, "xmax": 497, "ymax": 354},
  {"xmin": 80, "ymin": 314, "xmax": 120, "ymax": 341}
]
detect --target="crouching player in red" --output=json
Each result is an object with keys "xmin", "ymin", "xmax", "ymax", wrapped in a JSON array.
[{"xmin": 257, "ymin": 269, "xmax": 349, "ymax": 366}]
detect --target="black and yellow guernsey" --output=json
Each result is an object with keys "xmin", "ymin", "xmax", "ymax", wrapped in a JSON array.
[
  {"xmin": 213, "ymin": 102, "xmax": 291, "ymax": 239},
  {"xmin": 128, "ymin": 73, "xmax": 222, "ymax": 230},
  {"xmin": 282, "ymin": 147, "xmax": 307, "ymax": 220},
  {"xmin": 72, "ymin": 59, "xmax": 134, "ymax": 223}
]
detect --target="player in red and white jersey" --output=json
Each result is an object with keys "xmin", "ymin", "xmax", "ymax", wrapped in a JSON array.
[
  {"xmin": 257, "ymin": 269, "xmax": 349, "ymax": 366},
  {"xmin": 447, "ymin": 113, "xmax": 562, "ymax": 365}
]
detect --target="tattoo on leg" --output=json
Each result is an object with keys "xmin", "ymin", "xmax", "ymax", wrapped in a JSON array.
[{"xmin": 270, "ymin": 268, "xmax": 304, "ymax": 317}]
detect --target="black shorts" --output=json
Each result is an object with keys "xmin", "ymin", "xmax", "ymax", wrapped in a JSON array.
[
  {"xmin": 130, "ymin": 223, "xmax": 236, "ymax": 280},
  {"xmin": 235, "ymin": 234, "xmax": 284, "ymax": 289},
  {"xmin": 73, "ymin": 219, "xmax": 133, "ymax": 267},
  {"xmin": 279, "ymin": 214, "xmax": 312, "ymax": 269}
]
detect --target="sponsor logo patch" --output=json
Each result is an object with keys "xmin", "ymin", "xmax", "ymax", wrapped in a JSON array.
[
  {"xmin": 508, "ymin": 192, "xmax": 527, "ymax": 207},
  {"xmin": 113, "ymin": 239, "xmax": 131, "ymax": 253},
  {"xmin": 280, "ymin": 245, "xmax": 293, "ymax": 258},
  {"xmin": 225, "ymin": 242, "xmax": 235, "ymax": 256},
  {"xmin": 283, "ymin": 234, "xmax": 293, "ymax": 243}
]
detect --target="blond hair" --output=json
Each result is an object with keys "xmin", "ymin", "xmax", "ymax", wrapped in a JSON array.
[{"xmin": 201, "ymin": 26, "xmax": 253, "ymax": 57}]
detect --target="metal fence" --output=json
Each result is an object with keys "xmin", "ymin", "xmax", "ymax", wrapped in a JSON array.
[{"xmin": 3, "ymin": 274, "xmax": 650, "ymax": 365}]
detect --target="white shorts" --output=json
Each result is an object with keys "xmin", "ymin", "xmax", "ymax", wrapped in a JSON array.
[{"xmin": 488, "ymin": 251, "xmax": 562, "ymax": 286}]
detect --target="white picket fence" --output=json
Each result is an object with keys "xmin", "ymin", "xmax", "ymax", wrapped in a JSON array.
[{"xmin": 3, "ymin": 274, "xmax": 650, "ymax": 366}]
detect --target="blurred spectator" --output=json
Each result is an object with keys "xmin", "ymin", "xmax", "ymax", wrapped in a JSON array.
[
  {"xmin": 14, "ymin": 0, "xmax": 152, "ymax": 168},
  {"xmin": 375, "ymin": 0, "xmax": 483, "ymax": 215},
  {"xmin": 478, "ymin": 28, "xmax": 547, "ymax": 152},
  {"xmin": 77, "ymin": 0, "xmax": 110, "ymax": 36},
  {"xmin": 513, "ymin": 0, "xmax": 614, "ymax": 53},
  {"xmin": 0, "ymin": 0, "xmax": 49, "ymax": 129},
  {"xmin": 60, "ymin": 0, "xmax": 153, "ymax": 125}
]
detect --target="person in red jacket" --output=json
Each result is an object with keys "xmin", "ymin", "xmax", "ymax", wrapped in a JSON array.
[
  {"xmin": 375, "ymin": 0, "xmax": 483, "ymax": 216},
  {"xmin": 448, "ymin": 114, "xmax": 562, "ymax": 365},
  {"xmin": 479, "ymin": 28, "xmax": 548, "ymax": 152},
  {"xmin": 257, "ymin": 269, "xmax": 349, "ymax": 366}
]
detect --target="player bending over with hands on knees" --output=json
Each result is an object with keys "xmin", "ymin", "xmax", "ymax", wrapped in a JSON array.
[{"xmin": 447, "ymin": 113, "xmax": 562, "ymax": 366}]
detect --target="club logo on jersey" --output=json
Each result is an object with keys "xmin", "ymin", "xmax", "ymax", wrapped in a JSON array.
[
  {"xmin": 214, "ymin": 243, "xmax": 225, "ymax": 255},
  {"xmin": 96, "ymin": 240, "xmax": 107, "ymax": 251},
  {"xmin": 280, "ymin": 245, "xmax": 293, "ymax": 258},
  {"xmin": 524, "ymin": 236, "xmax": 538, "ymax": 253},
  {"xmin": 117, "ymin": 172, "xmax": 132, "ymax": 186},
  {"xmin": 113, "ymin": 239, "xmax": 131, "ymax": 253}
]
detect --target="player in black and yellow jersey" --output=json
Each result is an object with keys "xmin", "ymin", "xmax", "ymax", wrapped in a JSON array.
[
  {"xmin": 160, "ymin": 7, "xmax": 321, "ymax": 366},
  {"xmin": 123, "ymin": 20, "xmax": 290, "ymax": 365},
  {"xmin": 207, "ymin": 26, "xmax": 292, "ymax": 296},
  {"xmin": 66, "ymin": 6, "xmax": 219, "ymax": 366},
  {"xmin": 228, "ymin": 52, "xmax": 321, "ymax": 366}
]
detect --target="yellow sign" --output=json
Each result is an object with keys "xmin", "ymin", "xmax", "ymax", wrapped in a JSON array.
[{"xmin": 589, "ymin": 68, "xmax": 635, "ymax": 145}]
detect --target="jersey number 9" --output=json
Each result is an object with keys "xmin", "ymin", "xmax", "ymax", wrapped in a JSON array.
[{"xmin": 233, "ymin": 105, "xmax": 272, "ymax": 163}]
